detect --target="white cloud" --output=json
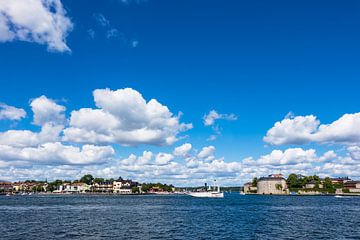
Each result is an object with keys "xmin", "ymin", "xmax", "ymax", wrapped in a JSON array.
[
  {"xmin": 256, "ymin": 148, "xmax": 317, "ymax": 165},
  {"xmin": 30, "ymin": 95, "xmax": 66, "ymax": 126},
  {"xmin": 0, "ymin": 0, "xmax": 73, "ymax": 52},
  {"xmin": 197, "ymin": 146, "xmax": 216, "ymax": 160},
  {"xmin": 155, "ymin": 153, "xmax": 174, "ymax": 165},
  {"xmin": 203, "ymin": 110, "xmax": 237, "ymax": 126},
  {"xmin": 3, "ymin": 143, "xmax": 360, "ymax": 185},
  {"xmin": 0, "ymin": 142, "xmax": 115, "ymax": 165},
  {"xmin": 264, "ymin": 113, "xmax": 360, "ymax": 145},
  {"xmin": 63, "ymin": 88, "xmax": 192, "ymax": 146},
  {"xmin": 0, "ymin": 123, "xmax": 63, "ymax": 147},
  {"xmin": 0, "ymin": 103, "xmax": 26, "ymax": 120},
  {"xmin": 173, "ymin": 143, "xmax": 192, "ymax": 157},
  {"xmin": 3, "ymin": 91, "xmax": 360, "ymax": 185},
  {"xmin": 319, "ymin": 150, "xmax": 337, "ymax": 162},
  {"xmin": 122, "ymin": 151, "xmax": 153, "ymax": 166},
  {"xmin": 0, "ymin": 96, "xmax": 65, "ymax": 148},
  {"xmin": 348, "ymin": 146, "xmax": 360, "ymax": 161}
]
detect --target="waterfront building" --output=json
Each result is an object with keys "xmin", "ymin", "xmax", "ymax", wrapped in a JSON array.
[
  {"xmin": 304, "ymin": 180, "xmax": 323, "ymax": 189},
  {"xmin": 243, "ymin": 182, "xmax": 257, "ymax": 194},
  {"xmin": 60, "ymin": 183, "xmax": 90, "ymax": 193},
  {"xmin": 113, "ymin": 178, "xmax": 138, "ymax": 194},
  {"xmin": 330, "ymin": 177, "xmax": 350, "ymax": 185},
  {"xmin": 0, "ymin": 181, "xmax": 12, "ymax": 192},
  {"xmin": 93, "ymin": 181, "xmax": 113, "ymax": 192},
  {"xmin": 344, "ymin": 181, "xmax": 360, "ymax": 193},
  {"xmin": 12, "ymin": 182, "xmax": 40, "ymax": 192},
  {"xmin": 257, "ymin": 174, "xmax": 289, "ymax": 195}
]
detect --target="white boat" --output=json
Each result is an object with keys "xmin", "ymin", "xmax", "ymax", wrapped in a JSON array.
[
  {"xmin": 187, "ymin": 191, "xmax": 224, "ymax": 198},
  {"xmin": 187, "ymin": 181, "xmax": 224, "ymax": 198},
  {"xmin": 240, "ymin": 191, "xmax": 246, "ymax": 195}
]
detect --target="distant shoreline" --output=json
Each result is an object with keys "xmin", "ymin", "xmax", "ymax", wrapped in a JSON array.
[
  {"xmin": 2, "ymin": 192, "xmax": 360, "ymax": 197},
  {"xmin": 0, "ymin": 192, "xmax": 186, "ymax": 196}
]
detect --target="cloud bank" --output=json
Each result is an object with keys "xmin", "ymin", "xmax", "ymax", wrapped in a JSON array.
[
  {"xmin": 0, "ymin": 0, "xmax": 73, "ymax": 52},
  {"xmin": 264, "ymin": 113, "xmax": 360, "ymax": 145},
  {"xmin": 63, "ymin": 88, "xmax": 193, "ymax": 146}
]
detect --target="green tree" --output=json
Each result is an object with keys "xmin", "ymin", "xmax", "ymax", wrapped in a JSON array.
[
  {"xmin": 132, "ymin": 186, "xmax": 139, "ymax": 193},
  {"xmin": 93, "ymin": 178, "xmax": 105, "ymax": 184},
  {"xmin": 323, "ymin": 177, "xmax": 334, "ymax": 189},
  {"xmin": 252, "ymin": 177, "xmax": 258, "ymax": 187},
  {"xmin": 80, "ymin": 174, "xmax": 94, "ymax": 185},
  {"xmin": 286, "ymin": 173, "xmax": 303, "ymax": 188},
  {"xmin": 47, "ymin": 179, "xmax": 64, "ymax": 192}
]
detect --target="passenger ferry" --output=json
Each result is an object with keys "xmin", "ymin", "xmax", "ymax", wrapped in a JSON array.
[{"xmin": 187, "ymin": 181, "xmax": 224, "ymax": 198}]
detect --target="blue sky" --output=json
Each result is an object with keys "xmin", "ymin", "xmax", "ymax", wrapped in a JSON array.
[{"xmin": 0, "ymin": 0, "xmax": 360, "ymax": 185}]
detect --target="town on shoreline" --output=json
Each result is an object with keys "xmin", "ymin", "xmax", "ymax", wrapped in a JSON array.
[
  {"xmin": 0, "ymin": 175, "xmax": 177, "ymax": 195},
  {"xmin": 2, "ymin": 173, "xmax": 360, "ymax": 196},
  {"xmin": 243, "ymin": 173, "xmax": 360, "ymax": 196}
]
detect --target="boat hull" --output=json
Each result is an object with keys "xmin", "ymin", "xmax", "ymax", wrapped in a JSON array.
[{"xmin": 187, "ymin": 192, "xmax": 224, "ymax": 198}]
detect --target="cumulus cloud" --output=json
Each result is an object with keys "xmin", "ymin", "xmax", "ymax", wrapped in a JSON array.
[
  {"xmin": 197, "ymin": 145, "xmax": 216, "ymax": 160},
  {"xmin": 63, "ymin": 88, "xmax": 193, "ymax": 146},
  {"xmin": 0, "ymin": 96, "xmax": 66, "ymax": 148},
  {"xmin": 155, "ymin": 153, "xmax": 174, "ymax": 166},
  {"xmin": 203, "ymin": 110, "xmax": 237, "ymax": 126},
  {"xmin": 3, "ymin": 143, "xmax": 360, "ymax": 185},
  {"xmin": 264, "ymin": 113, "xmax": 360, "ymax": 146},
  {"xmin": 257, "ymin": 148, "xmax": 317, "ymax": 165},
  {"xmin": 173, "ymin": 143, "xmax": 192, "ymax": 157},
  {"xmin": 348, "ymin": 146, "xmax": 360, "ymax": 161},
  {"xmin": 0, "ymin": 103, "xmax": 26, "ymax": 120},
  {"xmin": 0, "ymin": 123, "xmax": 63, "ymax": 148},
  {"xmin": 122, "ymin": 151, "xmax": 153, "ymax": 166},
  {"xmin": 0, "ymin": 0, "xmax": 73, "ymax": 52},
  {"xmin": 0, "ymin": 142, "xmax": 114, "ymax": 165},
  {"xmin": 243, "ymin": 148, "xmax": 342, "ymax": 167},
  {"xmin": 30, "ymin": 95, "xmax": 66, "ymax": 126},
  {"xmin": 3, "ymin": 91, "xmax": 360, "ymax": 185}
]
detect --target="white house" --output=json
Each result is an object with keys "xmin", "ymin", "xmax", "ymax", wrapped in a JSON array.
[
  {"xmin": 113, "ymin": 179, "xmax": 137, "ymax": 194},
  {"xmin": 54, "ymin": 183, "xmax": 90, "ymax": 193}
]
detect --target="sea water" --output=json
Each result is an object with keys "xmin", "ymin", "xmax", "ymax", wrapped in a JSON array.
[{"xmin": 0, "ymin": 193, "xmax": 359, "ymax": 239}]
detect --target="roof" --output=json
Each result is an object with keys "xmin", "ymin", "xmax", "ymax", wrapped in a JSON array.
[
  {"xmin": 0, "ymin": 182, "xmax": 12, "ymax": 185},
  {"xmin": 344, "ymin": 181, "xmax": 360, "ymax": 184},
  {"xmin": 330, "ymin": 177, "xmax": 350, "ymax": 181},
  {"xmin": 258, "ymin": 177, "xmax": 285, "ymax": 181},
  {"xmin": 72, "ymin": 182, "xmax": 88, "ymax": 186},
  {"xmin": 96, "ymin": 181, "xmax": 113, "ymax": 185}
]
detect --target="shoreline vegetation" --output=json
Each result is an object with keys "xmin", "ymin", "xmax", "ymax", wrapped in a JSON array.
[{"xmin": 243, "ymin": 173, "xmax": 360, "ymax": 196}]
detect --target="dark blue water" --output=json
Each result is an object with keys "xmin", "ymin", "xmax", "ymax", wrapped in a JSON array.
[{"xmin": 0, "ymin": 194, "xmax": 360, "ymax": 239}]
